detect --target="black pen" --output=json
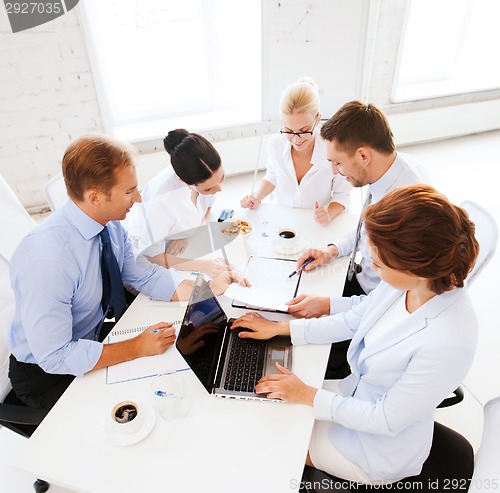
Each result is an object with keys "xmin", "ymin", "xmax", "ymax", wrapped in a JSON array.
[{"xmin": 288, "ymin": 257, "xmax": 314, "ymax": 278}]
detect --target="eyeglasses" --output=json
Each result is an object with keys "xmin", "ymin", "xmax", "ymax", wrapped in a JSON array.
[{"xmin": 280, "ymin": 123, "xmax": 316, "ymax": 139}]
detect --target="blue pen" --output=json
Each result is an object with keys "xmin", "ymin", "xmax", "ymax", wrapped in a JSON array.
[
  {"xmin": 288, "ymin": 257, "xmax": 314, "ymax": 278},
  {"xmin": 152, "ymin": 326, "xmax": 176, "ymax": 333}
]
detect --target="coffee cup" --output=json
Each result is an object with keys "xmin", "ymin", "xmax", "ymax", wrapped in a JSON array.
[
  {"xmin": 105, "ymin": 400, "xmax": 144, "ymax": 435},
  {"xmin": 275, "ymin": 228, "xmax": 299, "ymax": 253}
]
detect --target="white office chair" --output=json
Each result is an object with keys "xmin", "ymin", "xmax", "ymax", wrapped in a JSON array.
[
  {"xmin": 468, "ymin": 396, "xmax": 500, "ymax": 492},
  {"xmin": 0, "ymin": 176, "xmax": 49, "ymax": 492},
  {"xmin": 460, "ymin": 200, "xmax": 499, "ymax": 287},
  {"xmin": 0, "ymin": 254, "xmax": 15, "ymax": 404},
  {"xmin": 44, "ymin": 171, "xmax": 68, "ymax": 211},
  {"xmin": 0, "ymin": 174, "xmax": 37, "ymax": 262}
]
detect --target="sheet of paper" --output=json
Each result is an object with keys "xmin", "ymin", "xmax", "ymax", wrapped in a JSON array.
[
  {"xmin": 225, "ymin": 284, "xmax": 290, "ymax": 312},
  {"xmin": 105, "ymin": 322, "xmax": 189, "ymax": 384}
]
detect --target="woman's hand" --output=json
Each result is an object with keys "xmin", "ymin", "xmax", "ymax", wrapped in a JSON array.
[
  {"xmin": 314, "ymin": 201, "xmax": 330, "ymax": 225},
  {"xmin": 165, "ymin": 238, "xmax": 188, "ymax": 256},
  {"xmin": 240, "ymin": 195, "xmax": 261, "ymax": 209},
  {"xmin": 230, "ymin": 312, "xmax": 289, "ymax": 340},
  {"xmin": 210, "ymin": 269, "xmax": 250, "ymax": 296},
  {"xmin": 255, "ymin": 363, "xmax": 317, "ymax": 405},
  {"xmin": 197, "ymin": 258, "xmax": 233, "ymax": 279}
]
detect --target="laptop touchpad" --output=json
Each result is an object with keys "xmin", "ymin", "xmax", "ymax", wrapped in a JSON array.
[{"xmin": 266, "ymin": 347, "xmax": 290, "ymax": 375}]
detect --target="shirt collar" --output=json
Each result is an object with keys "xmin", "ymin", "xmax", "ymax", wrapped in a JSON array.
[
  {"xmin": 62, "ymin": 199, "xmax": 105, "ymax": 240},
  {"xmin": 282, "ymin": 129, "xmax": 328, "ymax": 170},
  {"xmin": 368, "ymin": 152, "xmax": 404, "ymax": 202}
]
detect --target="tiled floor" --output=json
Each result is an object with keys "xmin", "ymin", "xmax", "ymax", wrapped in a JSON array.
[{"xmin": 1, "ymin": 130, "xmax": 499, "ymax": 492}]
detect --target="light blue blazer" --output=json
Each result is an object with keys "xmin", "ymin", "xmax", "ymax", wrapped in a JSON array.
[{"xmin": 290, "ymin": 282, "xmax": 478, "ymax": 480}]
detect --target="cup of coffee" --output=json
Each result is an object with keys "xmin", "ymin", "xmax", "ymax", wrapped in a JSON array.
[
  {"xmin": 106, "ymin": 400, "xmax": 144, "ymax": 435},
  {"xmin": 275, "ymin": 228, "xmax": 298, "ymax": 253}
]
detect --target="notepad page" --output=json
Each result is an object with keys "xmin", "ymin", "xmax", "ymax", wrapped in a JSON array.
[
  {"xmin": 105, "ymin": 321, "xmax": 189, "ymax": 384},
  {"xmin": 229, "ymin": 256, "xmax": 299, "ymax": 311},
  {"xmin": 225, "ymin": 284, "xmax": 290, "ymax": 312}
]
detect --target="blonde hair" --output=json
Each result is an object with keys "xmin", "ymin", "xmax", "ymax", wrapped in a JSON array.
[{"xmin": 279, "ymin": 77, "xmax": 320, "ymax": 117}]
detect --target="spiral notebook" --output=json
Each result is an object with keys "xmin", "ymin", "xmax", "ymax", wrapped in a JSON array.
[{"xmin": 105, "ymin": 322, "xmax": 189, "ymax": 384}]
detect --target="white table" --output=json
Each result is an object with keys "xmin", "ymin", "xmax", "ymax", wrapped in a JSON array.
[{"xmin": 12, "ymin": 204, "xmax": 356, "ymax": 493}]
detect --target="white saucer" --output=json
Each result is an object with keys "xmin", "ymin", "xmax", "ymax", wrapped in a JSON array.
[
  {"xmin": 103, "ymin": 402, "xmax": 156, "ymax": 446},
  {"xmin": 272, "ymin": 237, "xmax": 306, "ymax": 256}
]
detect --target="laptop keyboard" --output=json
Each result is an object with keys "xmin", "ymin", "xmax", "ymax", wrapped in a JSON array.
[{"xmin": 224, "ymin": 330, "xmax": 266, "ymax": 393}]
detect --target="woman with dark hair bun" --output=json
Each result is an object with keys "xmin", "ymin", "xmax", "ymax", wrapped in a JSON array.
[
  {"xmin": 230, "ymin": 184, "xmax": 479, "ymax": 485},
  {"xmin": 127, "ymin": 129, "xmax": 228, "ymax": 278}
]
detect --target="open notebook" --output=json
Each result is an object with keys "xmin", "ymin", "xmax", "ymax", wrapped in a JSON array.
[
  {"xmin": 228, "ymin": 256, "xmax": 302, "ymax": 312},
  {"xmin": 105, "ymin": 322, "xmax": 189, "ymax": 384}
]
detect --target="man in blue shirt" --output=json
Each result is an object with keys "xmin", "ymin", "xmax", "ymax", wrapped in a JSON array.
[{"xmin": 8, "ymin": 134, "xmax": 242, "ymax": 410}]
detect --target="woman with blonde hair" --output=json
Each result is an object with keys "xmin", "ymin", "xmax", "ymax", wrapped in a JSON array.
[{"xmin": 241, "ymin": 78, "xmax": 351, "ymax": 224}]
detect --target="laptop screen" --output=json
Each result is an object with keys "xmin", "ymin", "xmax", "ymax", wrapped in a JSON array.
[{"xmin": 176, "ymin": 276, "xmax": 227, "ymax": 392}]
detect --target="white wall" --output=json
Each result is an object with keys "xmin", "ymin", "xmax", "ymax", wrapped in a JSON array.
[
  {"xmin": 0, "ymin": 7, "xmax": 103, "ymax": 209},
  {"xmin": 1, "ymin": 0, "xmax": 500, "ymax": 211}
]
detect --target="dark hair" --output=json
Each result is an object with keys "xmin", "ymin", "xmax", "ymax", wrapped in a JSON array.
[
  {"xmin": 364, "ymin": 184, "xmax": 479, "ymax": 295},
  {"xmin": 163, "ymin": 129, "xmax": 222, "ymax": 185},
  {"xmin": 320, "ymin": 100, "xmax": 395, "ymax": 156},
  {"xmin": 62, "ymin": 134, "xmax": 137, "ymax": 201}
]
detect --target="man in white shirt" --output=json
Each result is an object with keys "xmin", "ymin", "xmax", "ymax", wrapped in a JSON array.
[{"xmin": 289, "ymin": 101, "xmax": 430, "ymax": 378}]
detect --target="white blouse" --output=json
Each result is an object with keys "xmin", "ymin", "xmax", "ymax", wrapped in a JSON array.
[
  {"xmin": 125, "ymin": 167, "xmax": 215, "ymax": 257},
  {"xmin": 263, "ymin": 131, "xmax": 352, "ymax": 209}
]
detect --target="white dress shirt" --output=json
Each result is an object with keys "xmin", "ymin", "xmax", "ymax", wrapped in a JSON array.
[
  {"xmin": 331, "ymin": 152, "xmax": 431, "ymax": 312},
  {"xmin": 263, "ymin": 131, "xmax": 352, "ymax": 209},
  {"xmin": 126, "ymin": 167, "xmax": 215, "ymax": 257}
]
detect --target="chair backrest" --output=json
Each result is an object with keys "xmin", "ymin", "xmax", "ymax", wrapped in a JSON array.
[
  {"xmin": 0, "ymin": 174, "xmax": 37, "ymax": 262},
  {"xmin": 460, "ymin": 200, "xmax": 499, "ymax": 287},
  {"xmin": 44, "ymin": 171, "xmax": 68, "ymax": 212},
  {"xmin": 0, "ymin": 253, "xmax": 15, "ymax": 402},
  {"xmin": 468, "ymin": 396, "xmax": 500, "ymax": 492},
  {"xmin": 0, "ymin": 175, "xmax": 37, "ymax": 401}
]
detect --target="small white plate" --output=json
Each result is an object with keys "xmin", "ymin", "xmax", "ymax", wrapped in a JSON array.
[
  {"xmin": 103, "ymin": 401, "xmax": 156, "ymax": 446},
  {"xmin": 272, "ymin": 237, "xmax": 305, "ymax": 256}
]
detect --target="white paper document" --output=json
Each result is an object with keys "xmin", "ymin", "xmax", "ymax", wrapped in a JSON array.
[
  {"xmin": 105, "ymin": 322, "xmax": 189, "ymax": 384},
  {"xmin": 225, "ymin": 284, "xmax": 290, "ymax": 312}
]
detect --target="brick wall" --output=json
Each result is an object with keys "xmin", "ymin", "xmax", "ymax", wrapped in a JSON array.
[{"xmin": 0, "ymin": 7, "xmax": 103, "ymax": 210}]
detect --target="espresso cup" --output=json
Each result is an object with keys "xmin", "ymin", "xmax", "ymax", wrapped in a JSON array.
[
  {"xmin": 276, "ymin": 228, "xmax": 298, "ymax": 253},
  {"xmin": 106, "ymin": 400, "xmax": 144, "ymax": 435}
]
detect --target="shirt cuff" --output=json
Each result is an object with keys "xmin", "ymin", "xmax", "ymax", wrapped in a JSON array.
[
  {"xmin": 334, "ymin": 236, "xmax": 353, "ymax": 257},
  {"xmin": 289, "ymin": 319, "xmax": 307, "ymax": 346},
  {"xmin": 313, "ymin": 388, "xmax": 336, "ymax": 421},
  {"xmin": 63, "ymin": 340, "xmax": 103, "ymax": 377}
]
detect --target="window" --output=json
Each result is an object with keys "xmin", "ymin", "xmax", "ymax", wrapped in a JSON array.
[
  {"xmin": 392, "ymin": 0, "xmax": 500, "ymax": 102},
  {"xmin": 79, "ymin": 0, "xmax": 261, "ymax": 141}
]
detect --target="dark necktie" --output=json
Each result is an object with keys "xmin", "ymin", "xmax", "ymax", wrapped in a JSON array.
[
  {"xmin": 347, "ymin": 192, "xmax": 372, "ymax": 282},
  {"xmin": 99, "ymin": 226, "xmax": 127, "ymax": 322}
]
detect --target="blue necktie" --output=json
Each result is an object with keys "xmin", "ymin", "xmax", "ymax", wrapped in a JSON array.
[{"xmin": 99, "ymin": 226, "xmax": 127, "ymax": 322}]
